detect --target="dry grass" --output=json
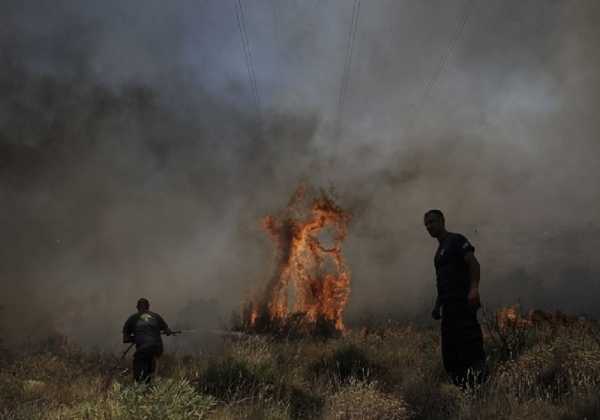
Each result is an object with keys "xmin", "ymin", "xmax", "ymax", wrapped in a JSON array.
[
  {"xmin": 1, "ymin": 319, "xmax": 600, "ymax": 420},
  {"xmin": 324, "ymin": 379, "xmax": 412, "ymax": 420}
]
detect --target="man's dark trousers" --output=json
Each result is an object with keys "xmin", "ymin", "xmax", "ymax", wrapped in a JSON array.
[
  {"xmin": 133, "ymin": 347, "xmax": 161, "ymax": 384},
  {"xmin": 441, "ymin": 301, "xmax": 486, "ymax": 387}
]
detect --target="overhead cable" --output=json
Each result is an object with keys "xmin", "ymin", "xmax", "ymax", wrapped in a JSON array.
[
  {"xmin": 335, "ymin": 0, "xmax": 361, "ymax": 140},
  {"xmin": 235, "ymin": 0, "xmax": 261, "ymax": 120}
]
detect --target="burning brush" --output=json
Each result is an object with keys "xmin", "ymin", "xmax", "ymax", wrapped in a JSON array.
[{"xmin": 242, "ymin": 185, "xmax": 351, "ymax": 337}]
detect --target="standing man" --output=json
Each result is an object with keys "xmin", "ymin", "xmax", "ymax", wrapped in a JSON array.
[
  {"xmin": 424, "ymin": 209, "xmax": 486, "ymax": 387},
  {"xmin": 122, "ymin": 298, "xmax": 173, "ymax": 384}
]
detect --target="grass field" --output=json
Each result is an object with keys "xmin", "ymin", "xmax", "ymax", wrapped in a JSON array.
[{"xmin": 2, "ymin": 316, "xmax": 600, "ymax": 420}]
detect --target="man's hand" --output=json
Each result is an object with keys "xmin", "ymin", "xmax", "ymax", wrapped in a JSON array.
[
  {"xmin": 468, "ymin": 287, "xmax": 481, "ymax": 309},
  {"xmin": 431, "ymin": 307, "xmax": 441, "ymax": 320}
]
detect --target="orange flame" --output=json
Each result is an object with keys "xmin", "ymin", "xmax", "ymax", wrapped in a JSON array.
[
  {"xmin": 495, "ymin": 305, "xmax": 582, "ymax": 332},
  {"xmin": 246, "ymin": 185, "xmax": 351, "ymax": 333},
  {"xmin": 496, "ymin": 305, "xmax": 531, "ymax": 331}
]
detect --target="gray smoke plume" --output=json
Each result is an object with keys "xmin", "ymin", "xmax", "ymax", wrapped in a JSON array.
[{"xmin": 1, "ymin": 0, "xmax": 599, "ymax": 349}]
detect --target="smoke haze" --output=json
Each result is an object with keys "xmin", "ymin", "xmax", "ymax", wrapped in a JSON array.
[{"xmin": 1, "ymin": 0, "xmax": 599, "ymax": 348}]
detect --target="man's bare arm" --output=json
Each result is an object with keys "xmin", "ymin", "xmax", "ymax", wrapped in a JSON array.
[
  {"xmin": 464, "ymin": 251, "xmax": 481, "ymax": 307},
  {"xmin": 432, "ymin": 295, "xmax": 442, "ymax": 320},
  {"xmin": 122, "ymin": 319, "xmax": 133, "ymax": 343}
]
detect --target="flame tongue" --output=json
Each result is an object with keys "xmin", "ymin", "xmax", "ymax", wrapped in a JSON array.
[{"xmin": 246, "ymin": 185, "xmax": 351, "ymax": 334}]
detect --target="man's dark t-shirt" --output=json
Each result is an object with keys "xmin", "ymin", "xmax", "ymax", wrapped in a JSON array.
[
  {"xmin": 122, "ymin": 311, "xmax": 169, "ymax": 353},
  {"xmin": 434, "ymin": 232, "xmax": 475, "ymax": 304}
]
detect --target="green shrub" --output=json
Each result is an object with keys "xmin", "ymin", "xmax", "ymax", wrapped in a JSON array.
[
  {"xmin": 0, "ymin": 405, "xmax": 46, "ymax": 420},
  {"xmin": 310, "ymin": 343, "xmax": 380, "ymax": 384},
  {"xmin": 211, "ymin": 401, "xmax": 291, "ymax": 420},
  {"xmin": 197, "ymin": 357, "xmax": 276, "ymax": 402},
  {"xmin": 562, "ymin": 390, "xmax": 600, "ymax": 420},
  {"xmin": 0, "ymin": 373, "xmax": 26, "ymax": 412},
  {"xmin": 116, "ymin": 379, "xmax": 216, "ymax": 420},
  {"xmin": 400, "ymin": 376, "xmax": 463, "ymax": 420},
  {"xmin": 286, "ymin": 386, "xmax": 324, "ymax": 420},
  {"xmin": 324, "ymin": 380, "xmax": 411, "ymax": 420}
]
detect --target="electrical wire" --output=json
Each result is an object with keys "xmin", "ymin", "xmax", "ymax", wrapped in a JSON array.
[
  {"xmin": 335, "ymin": 0, "xmax": 361, "ymax": 141},
  {"xmin": 407, "ymin": 0, "xmax": 476, "ymax": 130},
  {"xmin": 235, "ymin": 0, "xmax": 261, "ymax": 120}
]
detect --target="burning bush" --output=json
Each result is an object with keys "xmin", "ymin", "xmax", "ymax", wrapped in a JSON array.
[
  {"xmin": 484, "ymin": 305, "xmax": 593, "ymax": 362},
  {"xmin": 242, "ymin": 185, "xmax": 351, "ymax": 337}
]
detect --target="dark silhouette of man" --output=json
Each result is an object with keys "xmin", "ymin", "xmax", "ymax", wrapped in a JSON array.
[
  {"xmin": 122, "ymin": 298, "xmax": 173, "ymax": 383},
  {"xmin": 424, "ymin": 209, "xmax": 486, "ymax": 387}
]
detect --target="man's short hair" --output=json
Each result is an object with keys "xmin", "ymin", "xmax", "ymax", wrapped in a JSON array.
[
  {"xmin": 137, "ymin": 298, "xmax": 150, "ymax": 310},
  {"xmin": 424, "ymin": 209, "xmax": 445, "ymax": 221}
]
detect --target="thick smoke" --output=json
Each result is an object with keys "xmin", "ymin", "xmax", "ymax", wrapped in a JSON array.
[{"xmin": 1, "ymin": 1, "xmax": 599, "ymax": 348}]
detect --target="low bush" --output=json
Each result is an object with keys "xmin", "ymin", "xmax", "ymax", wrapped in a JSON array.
[
  {"xmin": 324, "ymin": 380, "xmax": 411, "ymax": 420},
  {"xmin": 197, "ymin": 357, "xmax": 276, "ymax": 402},
  {"xmin": 310, "ymin": 343, "xmax": 380, "ymax": 384},
  {"xmin": 116, "ymin": 379, "xmax": 217, "ymax": 420},
  {"xmin": 286, "ymin": 386, "xmax": 324, "ymax": 419}
]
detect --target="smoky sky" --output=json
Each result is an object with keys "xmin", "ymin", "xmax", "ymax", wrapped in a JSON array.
[{"xmin": 1, "ymin": 0, "xmax": 599, "ymax": 348}]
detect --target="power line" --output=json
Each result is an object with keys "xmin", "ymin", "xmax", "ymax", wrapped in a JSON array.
[
  {"xmin": 407, "ymin": 0, "xmax": 476, "ymax": 130},
  {"xmin": 235, "ymin": 0, "xmax": 261, "ymax": 120},
  {"xmin": 335, "ymin": 0, "xmax": 361, "ymax": 141},
  {"xmin": 271, "ymin": 0, "xmax": 284, "ymax": 108}
]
